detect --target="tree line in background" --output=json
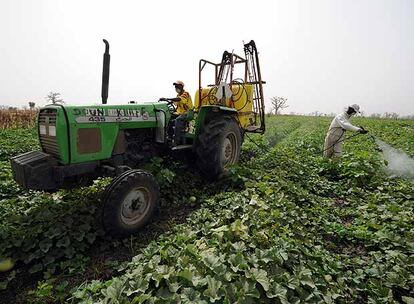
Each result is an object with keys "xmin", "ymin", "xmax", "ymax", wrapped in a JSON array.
[
  {"xmin": 0, "ymin": 92, "xmax": 64, "ymax": 128},
  {"xmin": 0, "ymin": 93, "xmax": 413, "ymax": 120},
  {"xmin": 267, "ymin": 96, "xmax": 413, "ymax": 119},
  {"xmin": 299, "ymin": 110, "xmax": 412, "ymax": 119},
  {"xmin": 1, "ymin": 92, "xmax": 64, "ymax": 111}
]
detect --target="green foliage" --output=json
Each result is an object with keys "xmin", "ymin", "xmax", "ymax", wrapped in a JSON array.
[
  {"xmin": 0, "ymin": 127, "xmax": 39, "ymax": 161},
  {"xmin": 1, "ymin": 116, "xmax": 413, "ymax": 303},
  {"xmin": 0, "ymin": 176, "xmax": 107, "ymax": 279},
  {"xmin": 71, "ymin": 116, "xmax": 414, "ymax": 303}
]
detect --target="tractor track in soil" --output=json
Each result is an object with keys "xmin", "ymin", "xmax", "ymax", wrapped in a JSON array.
[{"xmin": 0, "ymin": 200, "xmax": 199, "ymax": 304}]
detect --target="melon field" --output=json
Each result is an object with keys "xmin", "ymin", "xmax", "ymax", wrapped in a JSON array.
[{"xmin": 0, "ymin": 115, "xmax": 413, "ymax": 303}]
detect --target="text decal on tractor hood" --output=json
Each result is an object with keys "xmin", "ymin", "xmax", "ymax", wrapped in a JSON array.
[{"xmin": 74, "ymin": 108, "xmax": 155, "ymax": 123}]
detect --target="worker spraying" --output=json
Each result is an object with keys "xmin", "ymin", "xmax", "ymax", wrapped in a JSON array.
[{"xmin": 323, "ymin": 104, "xmax": 368, "ymax": 158}]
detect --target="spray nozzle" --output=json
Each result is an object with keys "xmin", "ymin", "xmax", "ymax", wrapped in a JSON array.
[{"xmin": 358, "ymin": 126, "xmax": 369, "ymax": 135}]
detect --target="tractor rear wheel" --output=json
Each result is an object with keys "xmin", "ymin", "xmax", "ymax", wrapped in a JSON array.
[
  {"xmin": 196, "ymin": 116, "xmax": 242, "ymax": 180},
  {"xmin": 102, "ymin": 169, "xmax": 159, "ymax": 237}
]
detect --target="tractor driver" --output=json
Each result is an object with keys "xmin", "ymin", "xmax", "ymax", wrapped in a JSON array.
[{"xmin": 160, "ymin": 80, "xmax": 193, "ymax": 146}]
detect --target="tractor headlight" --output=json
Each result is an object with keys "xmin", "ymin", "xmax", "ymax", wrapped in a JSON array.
[
  {"xmin": 49, "ymin": 125, "xmax": 56, "ymax": 137},
  {"xmin": 39, "ymin": 124, "xmax": 46, "ymax": 135}
]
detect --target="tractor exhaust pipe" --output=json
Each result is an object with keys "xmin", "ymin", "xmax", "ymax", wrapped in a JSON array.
[{"xmin": 101, "ymin": 39, "xmax": 110, "ymax": 104}]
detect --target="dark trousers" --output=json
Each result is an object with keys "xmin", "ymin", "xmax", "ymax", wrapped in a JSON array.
[{"xmin": 174, "ymin": 113, "xmax": 187, "ymax": 144}]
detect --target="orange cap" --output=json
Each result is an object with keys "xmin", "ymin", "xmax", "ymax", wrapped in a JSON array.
[{"xmin": 173, "ymin": 80, "xmax": 185, "ymax": 87}]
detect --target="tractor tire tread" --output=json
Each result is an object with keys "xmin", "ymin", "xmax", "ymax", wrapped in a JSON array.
[
  {"xmin": 196, "ymin": 116, "xmax": 241, "ymax": 180},
  {"xmin": 102, "ymin": 169, "xmax": 159, "ymax": 238},
  {"xmin": 100, "ymin": 169, "xmax": 138, "ymax": 203}
]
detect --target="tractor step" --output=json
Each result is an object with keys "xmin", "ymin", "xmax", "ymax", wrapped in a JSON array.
[
  {"xmin": 172, "ymin": 144, "xmax": 193, "ymax": 151},
  {"xmin": 245, "ymin": 125, "xmax": 261, "ymax": 132}
]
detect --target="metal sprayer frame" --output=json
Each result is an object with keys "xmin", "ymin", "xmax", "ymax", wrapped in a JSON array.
[{"xmin": 197, "ymin": 41, "xmax": 265, "ymax": 133}]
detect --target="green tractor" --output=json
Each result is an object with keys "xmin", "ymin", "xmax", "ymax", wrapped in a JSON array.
[{"xmin": 11, "ymin": 39, "xmax": 265, "ymax": 237}]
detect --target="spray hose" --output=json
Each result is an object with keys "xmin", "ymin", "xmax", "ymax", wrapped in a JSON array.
[
  {"xmin": 318, "ymin": 131, "xmax": 360, "ymax": 154},
  {"xmin": 244, "ymin": 133, "xmax": 271, "ymax": 153}
]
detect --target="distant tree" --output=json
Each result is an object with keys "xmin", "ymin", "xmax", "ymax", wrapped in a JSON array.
[
  {"xmin": 390, "ymin": 112, "xmax": 399, "ymax": 119},
  {"xmin": 270, "ymin": 96, "xmax": 288, "ymax": 115},
  {"xmin": 28, "ymin": 102, "xmax": 36, "ymax": 109},
  {"xmin": 46, "ymin": 92, "xmax": 64, "ymax": 104},
  {"xmin": 310, "ymin": 111, "xmax": 324, "ymax": 117},
  {"xmin": 383, "ymin": 112, "xmax": 399, "ymax": 119},
  {"xmin": 370, "ymin": 113, "xmax": 381, "ymax": 118}
]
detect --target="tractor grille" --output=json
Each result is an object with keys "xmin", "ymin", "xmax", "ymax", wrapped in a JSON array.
[{"xmin": 38, "ymin": 109, "xmax": 60, "ymax": 159}]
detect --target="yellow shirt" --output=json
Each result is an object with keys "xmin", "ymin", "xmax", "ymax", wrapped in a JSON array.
[{"xmin": 175, "ymin": 91, "xmax": 193, "ymax": 115}]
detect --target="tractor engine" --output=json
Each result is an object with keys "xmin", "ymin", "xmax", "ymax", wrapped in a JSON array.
[{"xmin": 123, "ymin": 128, "xmax": 158, "ymax": 167}]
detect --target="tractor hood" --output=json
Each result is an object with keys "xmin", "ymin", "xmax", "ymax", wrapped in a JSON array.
[{"xmin": 37, "ymin": 103, "xmax": 170, "ymax": 165}]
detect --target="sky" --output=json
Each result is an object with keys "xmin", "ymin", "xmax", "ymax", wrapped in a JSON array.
[{"xmin": 0, "ymin": 0, "xmax": 413, "ymax": 116}]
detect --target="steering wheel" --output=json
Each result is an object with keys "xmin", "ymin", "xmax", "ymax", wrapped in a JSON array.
[{"xmin": 158, "ymin": 98, "xmax": 177, "ymax": 113}]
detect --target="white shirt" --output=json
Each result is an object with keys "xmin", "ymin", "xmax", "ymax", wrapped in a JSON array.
[
  {"xmin": 327, "ymin": 112, "xmax": 360, "ymax": 140},
  {"xmin": 329, "ymin": 112, "xmax": 360, "ymax": 132}
]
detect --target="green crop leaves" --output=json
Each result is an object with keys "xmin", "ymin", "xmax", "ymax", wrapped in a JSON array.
[{"xmin": 2, "ymin": 116, "xmax": 414, "ymax": 302}]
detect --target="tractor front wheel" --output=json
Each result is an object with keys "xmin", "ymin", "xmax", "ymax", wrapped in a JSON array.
[
  {"xmin": 102, "ymin": 169, "xmax": 159, "ymax": 237},
  {"xmin": 196, "ymin": 116, "xmax": 242, "ymax": 180}
]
